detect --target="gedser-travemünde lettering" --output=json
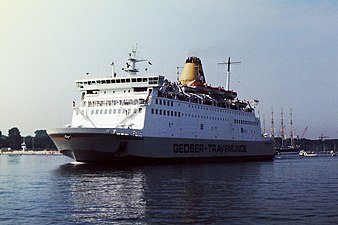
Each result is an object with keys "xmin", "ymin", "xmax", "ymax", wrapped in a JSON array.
[{"xmin": 173, "ymin": 144, "xmax": 247, "ymax": 153}]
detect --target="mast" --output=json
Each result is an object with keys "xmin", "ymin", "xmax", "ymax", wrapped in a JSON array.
[
  {"xmin": 271, "ymin": 107, "xmax": 275, "ymax": 138},
  {"xmin": 263, "ymin": 113, "xmax": 266, "ymax": 134},
  {"xmin": 111, "ymin": 61, "xmax": 116, "ymax": 77},
  {"xmin": 122, "ymin": 45, "xmax": 150, "ymax": 76},
  {"xmin": 280, "ymin": 107, "xmax": 285, "ymax": 147},
  {"xmin": 290, "ymin": 108, "xmax": 295, "ymax": 148},
  {"xmin": 217, "ymin": 57, "xmax": 241, "ymax": 91}
]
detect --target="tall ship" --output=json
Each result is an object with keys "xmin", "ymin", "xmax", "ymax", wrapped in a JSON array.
[{"xmin": 48, "ymin": 48, "xmax": 274, "ymax": 163}]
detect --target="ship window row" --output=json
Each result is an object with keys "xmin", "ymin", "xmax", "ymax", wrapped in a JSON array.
[
  {"xmin": 187, "ymin": 104, "xmax": 253, "ymax": 117},
  {"xmin": 80, "ymin": 99, "xmax": 146, "ymax": 107},
  {"xmin": 151, "ymin": 108, "xmax": 181, "ymax": 117},
  {"xmin": 234, "ymin": 119, "xmax": 258, "ymax": 126},
  {"xmin": 155, "ymin": 99, "xmax": 174, "ymax": 107},
  {"xmin": 87, "ymin": 89, "xmax": 146, "ymax": 95},
  {"xmin": 188, "ymin": 104, "xmax": 230, "ymax": 111},
  {"xmin": 150, "ymin": 108, "xmax": 230, "ymax": 122},
  {"xmin": 154, "ymin": 98, "xmax": 253, "ymax": 118},
  {"xmin": 77, "ymin": 76, "xmax": 159, "ymax": 87},
  {"xmin": 183, "ymin": 113, "xmax": 229, "ymax": 122},
  {"xmin": 188, "ymin": 104, "xmax": 252, "ymax": 119},
  {"xmin": 87, "ymin": 108, "xmax": 143, "ymax": 115}
]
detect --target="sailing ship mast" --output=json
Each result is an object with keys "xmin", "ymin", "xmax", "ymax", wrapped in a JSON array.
[
  {"xmin": 280, "ymin": 107, "xmax": 285, "ymax": 147},
  {"xmin": 290, "ymin": 108, "xmax": 295, "ymax": 148},
  {"xmin": 271, "ymin": 107, "xmax": 275, "ymax": 138}
]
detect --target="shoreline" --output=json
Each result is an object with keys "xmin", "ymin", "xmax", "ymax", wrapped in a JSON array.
[{"xmin": 0, "ymin": 150, "xmax": 60, "ymax": 155}]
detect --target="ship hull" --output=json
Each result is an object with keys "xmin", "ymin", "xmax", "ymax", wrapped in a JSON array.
[{"xmin": 48, "ymin": 128, "xmax": 274, "ymax": 163}]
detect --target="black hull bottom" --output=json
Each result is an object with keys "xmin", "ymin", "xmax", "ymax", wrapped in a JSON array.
[
  {"xmin": 50, "ymin": 128, "xmax": 274, "ymax": 165},
  {"xmin": 61, "ymin": 149, "xmax": 274, "ymax": 165}
]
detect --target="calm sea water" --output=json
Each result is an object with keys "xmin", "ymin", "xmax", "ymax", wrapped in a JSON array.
[{"xmin": 1, "ymin": 154, "xmax": 338, "ymax": 224}]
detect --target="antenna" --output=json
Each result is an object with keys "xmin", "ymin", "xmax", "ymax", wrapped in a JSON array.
[
  {"xmin": 290, "ymin": 108, "xmax": 294, "ymax": 148},
  {"xmin": 111, "ymin": 61, "xmax": 116, "ymax": 77},
  {"xmin": 218, "ymin": 57, "xmax": 241, "ymax": 90},
  {"xmin": 263, "ymin": 113, "xmax": 266, "ymax": 134},
  {"xmin": 271, "ymin": 106, "xmax": 275, "ymax": 138},
  {"xmin": 123, "ymin": 44, "xmax": 149, "ymax": 76},
  {"xmin": 280, "ymin": 107, "xmax": 285, "ymax": 146}
]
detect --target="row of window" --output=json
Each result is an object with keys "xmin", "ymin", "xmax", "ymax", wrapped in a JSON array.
[
  {"xmin": 151, "ymin": 107, "xmax": 253, "ymax": 123},
  {"xmin": 77, "ymin": 76, "xmax": 159, "ymax": 88},
  {"xmin": 76, "ymin": 108, "xmax": 143, "ymax": 116},
  {"xmin": 76, "ymin": 106, "xmax": 258, "ymax": 127},
  {"xmin": 182, "ymin": 113, "xmax": 229, "ymax": 121},
  {"xmin": 155, "ymin": 99, "xmax": 174, "ymax": 107},
  {"xmin": 151, "ymin": 108, "xmax": 181, "ymax": 117},
  {"xmin": 79, "ymin": 99, "xmax": 146, "ymax": 107},
  {"xmin": 154, "ymin": 98, "xmax": 251, "ymax": 117},
  {"xmin": 86, "ymin": 88, "xmax": 148, "ymax": 96},
  {"xmin": 151, "ymin": 108, "xmax": 228, "ymax": 121},
  {"xmin": 234, "ymin": 119, "xmax": 259, "ymax": 126}
]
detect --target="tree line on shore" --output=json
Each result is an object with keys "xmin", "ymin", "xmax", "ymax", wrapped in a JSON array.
[{"xmin": 0, "ymin": 127, "xmax": 56, "ymax": 150}]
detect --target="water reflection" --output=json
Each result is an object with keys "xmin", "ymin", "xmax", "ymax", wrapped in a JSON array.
[
  {"xmin": 4, "ymin": 155, "xmax": 22, "ymax": 164},
  {"xmin": 55, "ymin": 163, "xmax": 147, "ymax": 223},
  {"xmin": 54, "ymin": 162, "xmax": 269, "ymax": 224}
]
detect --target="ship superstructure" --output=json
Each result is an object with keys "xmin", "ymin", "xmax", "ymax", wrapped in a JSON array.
[{"xmin": 48, "ymin": 48, "xmax": 273, "ymax": 163}]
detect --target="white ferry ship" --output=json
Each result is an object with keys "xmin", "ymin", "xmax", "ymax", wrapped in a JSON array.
[{"xmin": 48, "ymin": 48, "xmax": 274, "ymax": 163}]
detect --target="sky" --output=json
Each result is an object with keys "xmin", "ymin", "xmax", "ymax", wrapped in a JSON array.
[{"xmin": 1, "ymin": 0, "xmax": 338, "ymax": 139}]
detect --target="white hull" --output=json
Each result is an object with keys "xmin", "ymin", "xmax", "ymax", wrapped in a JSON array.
[{"xmin": 49, "ymin": 128, "xmax": 274, "ymax": 163}]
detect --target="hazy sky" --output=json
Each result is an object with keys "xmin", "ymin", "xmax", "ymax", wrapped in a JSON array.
[{"xmin": 1, "ymin": 0, "xmax": 338, "ymax": 139}]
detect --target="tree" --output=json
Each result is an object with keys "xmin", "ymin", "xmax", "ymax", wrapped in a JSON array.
[
  {"xmin": 33, "ymin": 130, "xmax": 56, "ymax": 150},
  {"xmin": 24, "ymin": 136, "xmax": 33, "ymax": 149},
  {"xmin": 8, "ymin": 127, "xmax": 22, "ymax": 150},
  {"xmin": 0, "ymin": 131, "xmax": 8, "ymax": 148}
]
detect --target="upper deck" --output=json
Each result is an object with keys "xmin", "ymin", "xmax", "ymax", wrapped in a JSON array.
[
  {"xmin": 67, "ymin": 49, "xmax": 266, "ymax": 142},
  {"xmin": 75, "ymin": 75, "xmax": 165, "ymax": 91}
]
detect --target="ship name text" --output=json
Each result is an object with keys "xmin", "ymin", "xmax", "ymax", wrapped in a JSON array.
[{"xmin": 173, "ymin": 144, "xmax": 247, "ymax": 153}]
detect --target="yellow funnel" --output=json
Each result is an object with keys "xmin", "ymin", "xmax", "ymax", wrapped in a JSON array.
[{"xmin": 179, "ymin": 57, "xmax": 206, "ymax": 85}]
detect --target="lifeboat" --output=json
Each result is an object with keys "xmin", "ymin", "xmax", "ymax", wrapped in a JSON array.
[
  {"xmin": 181, "ymin": 85, "xmax": 197, "ymax": 93},
  {"xmin": 185, "ymin": 82, "xmax": 237, "ymax": 99},
  {"xmin": 224, "ymin": 90, "xmax": 237, "ymax": 99},
  {"xmin": 190, "ymin": 83, "xmax": 209, "ymax": 94},
  {"xmin": 206, "ymin": 85, "xmax": 237, "ymax": 99}
]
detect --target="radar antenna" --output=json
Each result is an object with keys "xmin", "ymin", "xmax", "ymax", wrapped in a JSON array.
[{"xmin": 122, "ymin": 44, "xmax": 151, "ymax": 76}]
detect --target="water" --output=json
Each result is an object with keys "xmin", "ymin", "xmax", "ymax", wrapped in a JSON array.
[{"xmin": 1, "ymin": 155, "xmax": 338, "ymax": 224}]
